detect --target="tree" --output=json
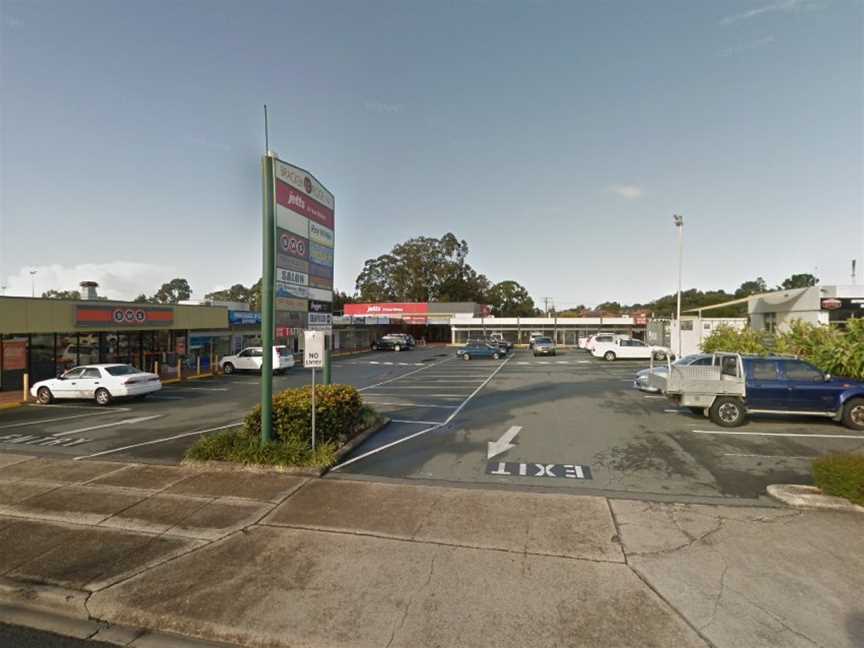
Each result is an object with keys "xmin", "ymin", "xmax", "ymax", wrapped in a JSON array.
[
  {"xmin": 333, "ymin": 290, "xmax": 357, "ymax": 313},
  {"xmin": 734, "ymin": 277, "xmax": 768, "ymax": 298},
  {"xmin": 205, "ymin": 283, "xmax": 253, "ymax": 305},
  {"xmin": 41, "ymin": 289, "xmax": 81, "ymax": 300},
  {"xmin": 152, "ymin": 278, "xmax": 192, "ymax": 304},
  {"xmin": 486, "ymin": 281, "xmax": 536, "ymax": 317},
  {"xmin": 132, "ymin": 294, "xmax": 150, "ymax": 303},
  {"xmin": 779, "ymin": 273, "xmax": 818, "ymax": 290},
  {"xmin": 355, "ymin": 233, "xmax": 489, "ymax": 303}
]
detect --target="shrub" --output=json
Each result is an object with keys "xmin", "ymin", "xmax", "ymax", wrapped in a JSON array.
[
  {"xmin": 700, "ymin": 325, "xmax": 770, "ymax": 355},
  {"xmin": 701, "ymin": 319, "xmax": 864, "ymax": 380},
  {"xmin": 185, "ymin": 425, "xmax": 338, "ymax": 467},
  {"xmin": 812, "ymin": 454, "xmax": 864, "ymax": 506},
  {"xmin": 244, "ymin": 384, "xmax": 364, "ymax": 446}
]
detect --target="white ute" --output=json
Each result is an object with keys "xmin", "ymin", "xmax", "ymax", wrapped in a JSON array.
[{"xmin": 220, "ymin": 346, "xmax": 295, "ymax": 374}]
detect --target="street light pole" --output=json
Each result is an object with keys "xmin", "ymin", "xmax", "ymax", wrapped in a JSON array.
[
  {"xmin": 673, "ymin": 215, "xmax": 684, "ymax": 358},
  {"xmin": 29, "ymin": 270, "xmax": 37, "ymax": 298}
]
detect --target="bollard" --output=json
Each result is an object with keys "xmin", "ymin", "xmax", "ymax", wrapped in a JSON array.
[
  {"xmin": 154, "ymin": 361, "xmax": 160, "ymax": 378},
  {"xmin": 177, "ymin": 359, "xmax": 182, "ymax": 381},
  {"xmin": 197, "ymin": 356, "xmax": 201, "ymax": 376},
  {"xmin": 22, "ymin": 373, "xmax": 29, "ymax": 402}
]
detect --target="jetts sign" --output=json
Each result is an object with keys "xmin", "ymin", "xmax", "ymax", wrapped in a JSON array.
[{"xmin": 76, "ymin": 306, "xmax": 174, "ymax": 328}]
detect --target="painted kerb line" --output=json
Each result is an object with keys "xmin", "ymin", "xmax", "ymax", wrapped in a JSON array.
[
  {"xmin": 332, "ymin": 355, "xmax": 512, "ymax": 470},
  {"xmin": 691, "ymin": 429, "xmax": 864, "ymax": 440}
]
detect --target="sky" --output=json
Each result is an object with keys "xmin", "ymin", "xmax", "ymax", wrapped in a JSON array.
[{"xmin": 1, "ymin": 0, "xmax": 862, "ymax": 308}]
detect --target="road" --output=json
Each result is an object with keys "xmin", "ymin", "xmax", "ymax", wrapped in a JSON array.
[{"xmin": 0, "ymin": 623, "xmax": 112, "ymax": 647}]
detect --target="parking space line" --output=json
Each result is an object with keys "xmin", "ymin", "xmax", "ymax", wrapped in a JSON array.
[
  {"xmin": 0, "ymin": 409, "xmax": 129, "ymax": 430},
  {"xmin": 357, "ymin": 401, "xmax": 458, "ymax": 409},
  {"xmin": 169, "ymin": 387, "xmax": 229, "ymax": 392},
  {"xmin": 27, "ymin": 403, "xmax": 117, "ymax": 411},
  {"xmin": 53, "ymin": 415, "xmax": 162, "ymax": 437},
  {"xmin": 74, "ymin": 421, "xmax": 243, "ymax": 460},
  {"xmin": 691, "ymin": 429, "xmax": 864, "ymax": 439},
  {"xmin": 390, "ymin": 419, "xmax": 447, "ymax": 425},
  {"xmin": 358, "ymin": 358, "xmax": 453, "ymax": 392},
  {"xmin": 148, "ymin": 395, "xmax": 186, "ymax": 400},
  {"xmin": 333, "ymin": 355, "xmax": 512, "ymax": 470}
]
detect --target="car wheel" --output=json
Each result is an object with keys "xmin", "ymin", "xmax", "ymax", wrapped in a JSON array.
[
  {"xmin": 604, "ymin": 351, "xmax": 616, "ymax": 361},
  {"xmin": 842, "ymin": 398, "xmax": 864, "ymax": 430},
  {"xmin": 493, "ymin": 352, "xmax": 500, "ymax": 360},
  {"xmin": 463, "ymin": 353, "xmax": 471, "ymax": 361},
  {"xmin": 687, "ymin": 406, "xmax": 705, "ymax": 417},
  {"xmin": 709, "ymin": 397, "xmax": 745, "ymax": 427},
  {"xmin": 36, "ymin": 387, "xmax": 53, "ymax": 405},
  {"xmin": 95, "ymin": 388, "xmax": 112, "ymax": 406},
  {"xmin": 223, "ymin": 363, "xmax": 234, "ymax": 375},
  {"xmin": 394, "ymin": 345, "xmax": 401, "ymax": 352}
]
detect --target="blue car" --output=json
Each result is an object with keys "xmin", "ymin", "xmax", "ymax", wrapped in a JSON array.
[
  {"xmin": 456, "ymin": 342, "xmax": 504, "ymax": 361},
  {"xmin": 701, "ymin": 356, "xmax": 864, "ymax": 429}
]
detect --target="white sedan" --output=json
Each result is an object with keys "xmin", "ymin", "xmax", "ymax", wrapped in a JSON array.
[
  {"xmin": 591, "ymin": 338, "xmax": 673, "ymax": 361},
  {"xmin": 31, "ymin": 364, "xmax": 162, "ymax": 406}
]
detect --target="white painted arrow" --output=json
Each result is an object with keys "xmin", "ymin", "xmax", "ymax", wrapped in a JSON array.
[{"xmin": 487, "ymin": 425, "xmax": 521, "ymax": 460}]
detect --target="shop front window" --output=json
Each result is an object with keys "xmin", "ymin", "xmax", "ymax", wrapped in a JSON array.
[
  {"xmin": 30, "ymin": 334, "xmax": 56, "ymax": 384},
  {"xmin": 1, "ymin": 335, "xmax": 29, "ymax": 392},
  {"xmin": 56, "ymin": 333, "xmax": 80, "ymax": 374}
]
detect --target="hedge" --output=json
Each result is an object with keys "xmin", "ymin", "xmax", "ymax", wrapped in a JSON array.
[
  {"xmin": 244, "ymin": 383, "xmax": 364, "ymax": 446},
  {"xmin": 812, "ymin": 454, "xmax": 864, "ymax": 506},
  {"xmin": 701, "ymin": 319, "xmax": 864, "ymax": 380}
]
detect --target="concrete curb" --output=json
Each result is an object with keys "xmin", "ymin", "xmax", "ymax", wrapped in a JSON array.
[
  {"xmin": 0, "ymin": 576, "xmax": 90, "ymax": 619},
  {"xmin": 331, "ymin": 414, "xmax": 390, "ymax": 464},
  {"xmin": 767, "ymin": 484, "xmax": 864, "ymax": 513},
  {"xmin": 0, "ymin": 602, "xmax": 238, "ymax": 647},
  {"xmin": 0, "ymin": 401, "xmax": 27, "ymax": 410}
]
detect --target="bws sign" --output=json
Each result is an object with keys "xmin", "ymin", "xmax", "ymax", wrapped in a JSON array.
[{"xmin": 76, "ymin": 306, "xmax": 174, "ymax": 328}]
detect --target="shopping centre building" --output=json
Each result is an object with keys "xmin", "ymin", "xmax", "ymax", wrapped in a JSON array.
[{"xmin": 0, "ymin": 295, "xmax": 228, "ymax": 394}]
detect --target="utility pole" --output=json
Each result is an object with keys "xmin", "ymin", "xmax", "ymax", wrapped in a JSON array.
[
  {"xmin": 673, "ymin": 215, "xmax": 684, "ymax": 359},
  {"xmin": 852, "ymin": 259, "xmax": 857, "ymax": 285},
  {"xmin": 29, "ymin": 270, "xmax": 37, "ymax": 298}
]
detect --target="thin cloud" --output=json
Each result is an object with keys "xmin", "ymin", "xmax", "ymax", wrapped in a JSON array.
[
  {"xmin": 3, "ymin": 15, "xmax": 23, "ymax": 28},
  {"xmin": 3, "ymin": 262, "xmax": 178, "ymax": 301},
  {"xmin": 609, "ymin": 185, "xmax": 643, "ymax": 200},
  {"xmin": 719, "ymin": 35, "xmax": 776, "ymax": 56},
  {"xmin": 364, "ymin": 100, "xmax": 404, "ymax": 114},
  {"xmin": 721, "ymin": 0, "xmax": 827, "ymax": 25}
]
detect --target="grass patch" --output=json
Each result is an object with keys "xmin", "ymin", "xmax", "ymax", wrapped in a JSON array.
[
  {"xmin": 185, "ymin": 404, "xmax": 384, "ymax": 468},
  {"xmin": 812, "ymin": 454, "xmax": 864, "ymax": 506}
]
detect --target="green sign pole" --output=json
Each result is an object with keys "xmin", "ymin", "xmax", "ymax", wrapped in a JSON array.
[
  {"xmin": 323, "ymin": 335, "xmax": 332, "ymax": 385},
  {"xmin": 260, "ymin": 153, "xmax": 276, "ymax": 444}
]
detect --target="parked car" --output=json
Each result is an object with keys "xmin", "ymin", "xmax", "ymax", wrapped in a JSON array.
[
  {"xmin": 489, "ymin": 333, "xmax": 513, "ymax": 350},
  {"xmin": 652, "ymin": 353, "xmax": 864, "ymax": 430},
  {"xmin": 371, "ymin": 335, "xmax": 409, "ymax": 352},
  {"xmin": 528, "ymin": 332, "xmax": 544, "ymax": 349},
  {"xmin": 385, "ymin": 333, "xmax": 415, "ymax": 349},
  {"xmin": 220, "ymin": 346, "xmax": 294, "ymax": 374},
  {"xmin": 592, "ymin": 338, "xmax": 672, "ymax": 361},
  {"xmin": 585, "ymin": 332, "xmax": 626, "ymax": 353},
  {"xmin": 456, "ymin": 342, "xmax": 505, "ymax": 360},
  {"xmin": 31, "ymin": 364, "xmax": 161, "ymax": 406},
  {"xmin": 532, "ymin": 336, "xmax": 557, "ymax": 356},
  {"xmin": 634, "ymin": 353, "xmax": 715, "ymax": 393},
  {"xmin": 468, "ymin": 337, "xmax": 510, "ymax": 353}
]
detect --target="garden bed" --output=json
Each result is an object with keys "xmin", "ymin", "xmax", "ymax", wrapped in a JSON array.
[{"xmin": 184, "ymin": 384, "xmax": 387, "ymax": 474}]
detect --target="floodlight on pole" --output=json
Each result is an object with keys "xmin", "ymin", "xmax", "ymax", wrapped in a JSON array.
[{"xmin": 673, "ymin": 215, "xmax": 684, "ymax": 358}]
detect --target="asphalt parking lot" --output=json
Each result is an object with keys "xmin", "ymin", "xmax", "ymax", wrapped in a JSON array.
[{"xmin": 2, "ymin": 346, "xmax": 862, "ymax": 501}]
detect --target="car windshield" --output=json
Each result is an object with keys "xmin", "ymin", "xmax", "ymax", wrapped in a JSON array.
[
  {"xmin": 105, "ymin": 365, "xmax": 141, "ymax": 376},
  {"xmin": 675, "ymin": 355, "xmax": 704, "ymax": 366},
  {"xmin": 535, "ymin": 337, "xmax": 552, "ymax": 343}
]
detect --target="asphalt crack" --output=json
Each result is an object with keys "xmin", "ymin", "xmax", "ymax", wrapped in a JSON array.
[{"xmin": 384, "ymin": 552, "xmax": 437, "ymax": 648}]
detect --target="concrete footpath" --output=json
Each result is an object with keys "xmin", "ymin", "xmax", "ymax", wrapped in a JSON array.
[{"xmin": 0, "ymin": 453, "xmax": 861, "ymax": 648}]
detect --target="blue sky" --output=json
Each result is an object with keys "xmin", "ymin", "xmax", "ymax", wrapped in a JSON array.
[{"xmin": 1, "ymin": 0, "xmax": 862, "ymax": 307}]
